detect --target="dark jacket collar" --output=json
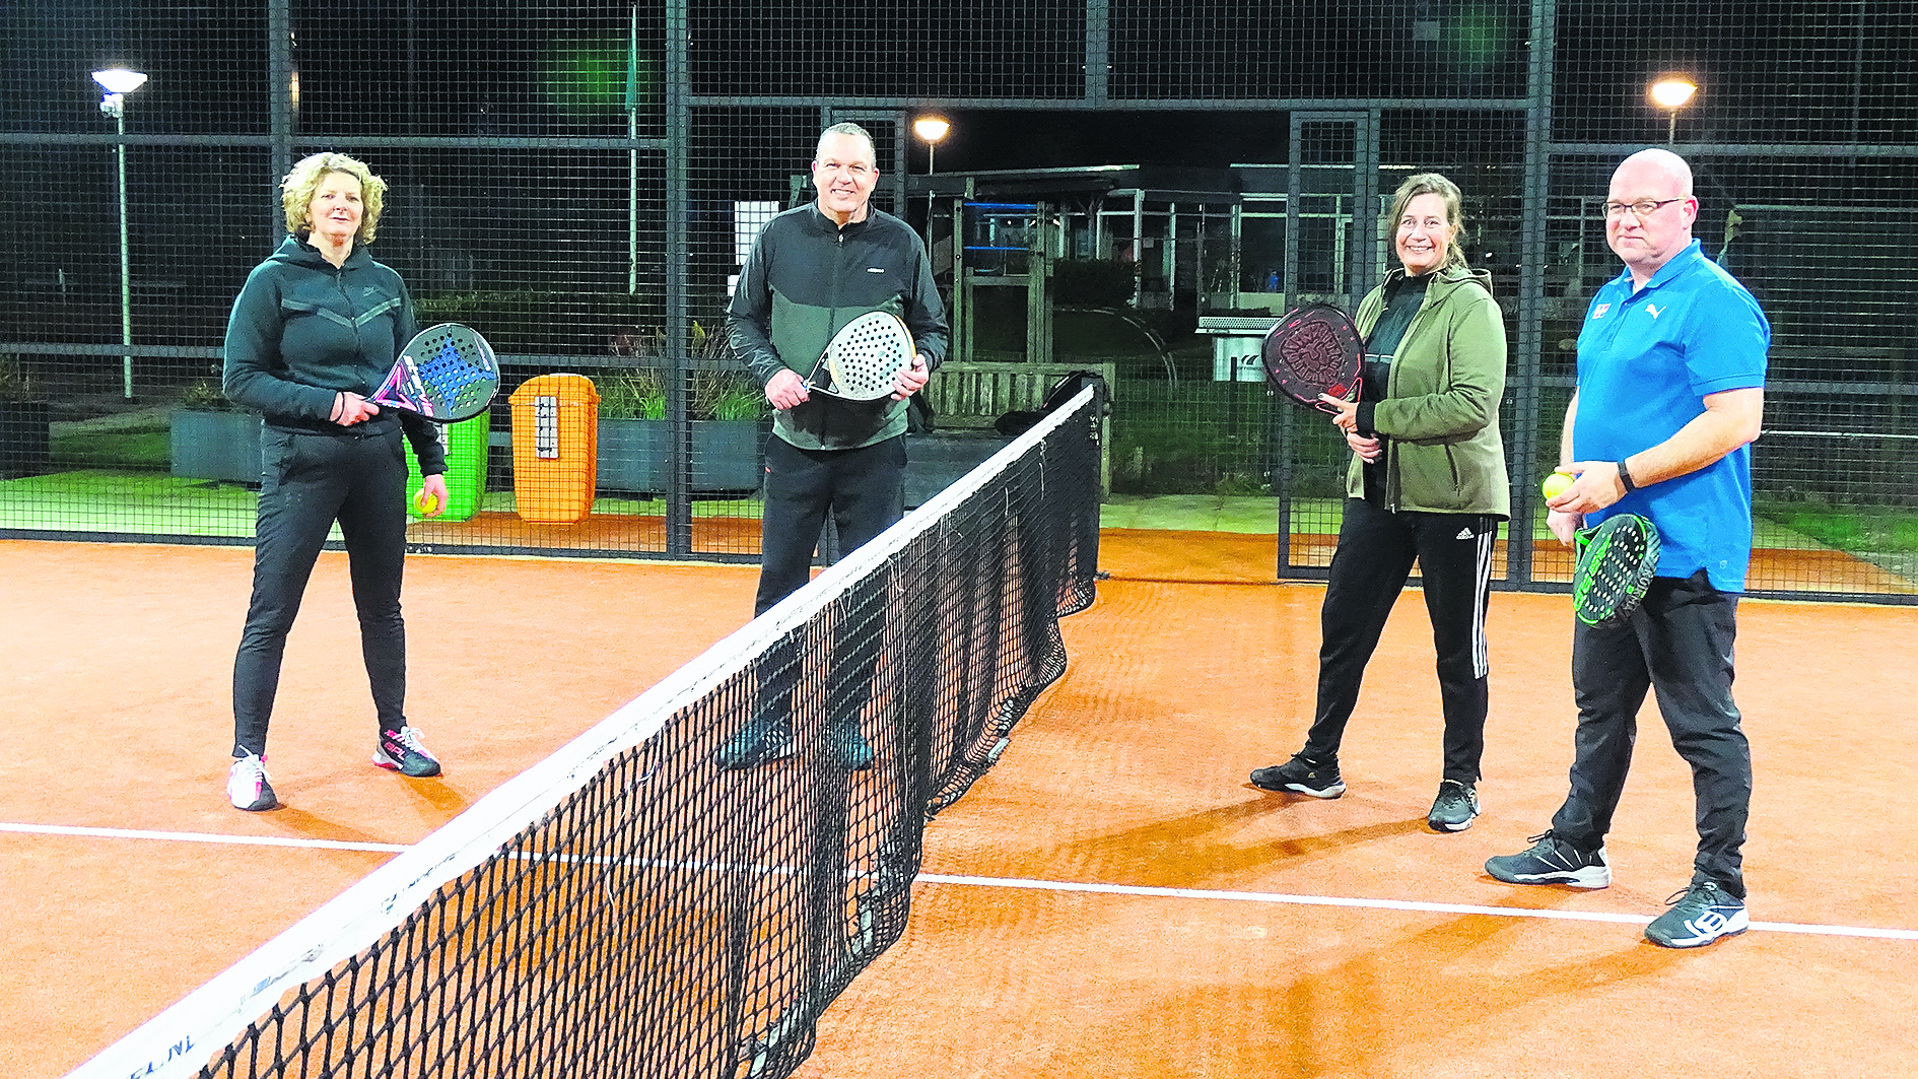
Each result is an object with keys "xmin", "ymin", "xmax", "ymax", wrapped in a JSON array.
[
  {"xmin": 270, "ymin": 232, "xmax": 371, "ymax": 270},
  {"xmin": 807, "ymin": 201, "xmax": 876, "ymax": 237}
]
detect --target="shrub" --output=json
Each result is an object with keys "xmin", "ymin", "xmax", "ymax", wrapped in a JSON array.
[
  {"xmin": 0, "ymin": 354, "xmax": 34, "ymax": 402},
  {"xmin": 599, "ymin": 370, "xmax": 667, "ymax": 420}
]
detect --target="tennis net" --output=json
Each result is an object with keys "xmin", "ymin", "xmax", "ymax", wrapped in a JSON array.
[{"xmin": 73, "ymin": 385, "xmax": 1104, "ymax": 1079}]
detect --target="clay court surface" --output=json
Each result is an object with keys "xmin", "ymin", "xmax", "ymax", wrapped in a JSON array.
[{"xmin": 3, "ymin": 534, "xmax": 1914, "ymax": 1078}]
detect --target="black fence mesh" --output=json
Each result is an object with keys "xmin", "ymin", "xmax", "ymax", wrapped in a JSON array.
[{"xmin": 3, "ymin": 0, "xmax": 1914, "ymax": 597}]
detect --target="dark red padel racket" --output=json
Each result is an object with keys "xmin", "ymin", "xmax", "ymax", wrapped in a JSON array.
[{"xmin": 1260, "ymin": 304, "xmax": 1363, "ymax": 414}]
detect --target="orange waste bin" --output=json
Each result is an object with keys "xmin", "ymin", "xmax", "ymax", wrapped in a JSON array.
[{"xmin": 508, "ymin": 374, "xmax": 599, "ymax": 523}]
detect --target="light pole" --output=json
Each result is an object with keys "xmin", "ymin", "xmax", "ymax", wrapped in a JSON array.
[
  {"xmin": 1649, "ymin": 75, "xmax": 1697, "ymax": 145},
  {"xmin": 93, "ymin": 67, "xmax": 147, "ymax": 400},
  {"xmin": 913, "ymin": 115, "xmax": 950, "ymax": 237}
]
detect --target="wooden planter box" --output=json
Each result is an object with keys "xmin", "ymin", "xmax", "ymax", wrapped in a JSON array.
[
  {"xmin": 596, "ymin": 419, "xmax": 768, "ymax": 495},
  {"xmin": 170, "ymin": 409, "xmax": 263, "ymax": 484},
  {"xmin": 0, "ymin": 401, "xmax": 52, "ymax": 476}
]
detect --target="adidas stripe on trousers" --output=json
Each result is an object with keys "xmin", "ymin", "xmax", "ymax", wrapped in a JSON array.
[{"xmin": 1302, "ymin": 497, "xmax": 1498, "ymax": 783}]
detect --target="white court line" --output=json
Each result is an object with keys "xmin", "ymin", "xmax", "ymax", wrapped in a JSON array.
[
  {"xmin": 913, "ymin": 873, "xmax": 1918, "ymax": 941},
  {"xmin": 9, "ymin": 821, "xmax": 1913, "ymax": 942},
  {"xmin": 0, "ymin": 821, "xmax": 408, "ymax": 854}
]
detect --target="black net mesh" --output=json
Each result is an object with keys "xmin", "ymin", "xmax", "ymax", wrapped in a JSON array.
[{"xmin": 79, "ymin": 389, "xmax": 1101, "ymax": 1079}]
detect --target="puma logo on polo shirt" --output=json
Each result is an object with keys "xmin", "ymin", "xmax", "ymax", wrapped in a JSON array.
[{"xmin": 866, "ymin": 267, "xmax": 886, "ymax": 273}]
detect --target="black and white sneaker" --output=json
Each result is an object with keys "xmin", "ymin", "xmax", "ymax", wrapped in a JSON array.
[
  {"xmin": 374, "ymin": 725, "xmax": 442, "ymax": 778},
  {"xmin": 1427, "ymin": 779, "xmax": 1480, "ymax": 832},
  {"xmin": 227, "ymin": 753, "xmax": 277, "ymax": 811},
  {"xmin": 1644, "ymin": 881, "xmax": 1748, "ymax": 948},
  {"xmin": 1249, "ymin": 753, "xmax": 1345, "ymax": 799},
  {"xmin": 1484, "ymin": 831, "xmax": 1611, "ymax": 888}
]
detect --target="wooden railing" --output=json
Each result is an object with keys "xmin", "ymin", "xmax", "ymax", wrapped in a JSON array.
[{"xmin": 924, "ymin": 360, "xmax": 1114, "ymax": 494}]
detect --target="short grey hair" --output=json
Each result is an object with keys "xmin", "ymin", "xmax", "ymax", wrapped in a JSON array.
[{"xmin": 815, "ymin": 122, "xmax": 877, "ymax": 165}]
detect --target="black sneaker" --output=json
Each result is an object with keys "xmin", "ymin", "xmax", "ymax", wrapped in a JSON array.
[
  {"xmin": 1427, "ymin": 779, "xmax": 1480, "ymax": 832},
  {"xmin": 717, "ymin": 717, "xmax": 795, "ymax": 770},
  {"xmin": 373, "ymin": 725, "xmax": 442, "ymax": 778},
  {"xmin": 1644, "ymin": 881, "xmax": 1748, "ymax": 948},
  {"xmin": 1249, "ymin": 753, "xmax": 1345, "ymax": 798},
  {"xmin": 1484, "ymin": 831, "xmax": 1611, "ymax": 888}
]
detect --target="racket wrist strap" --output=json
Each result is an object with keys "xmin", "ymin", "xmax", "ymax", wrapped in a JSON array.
[{"xmin": 1616, "ymin": 458, "xmax": 1637, "ymax": 494}]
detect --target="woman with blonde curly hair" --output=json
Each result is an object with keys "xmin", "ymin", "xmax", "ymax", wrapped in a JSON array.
[{"xmin": 220, "ymin": 152, "xmax": 450, "ymax": 811}]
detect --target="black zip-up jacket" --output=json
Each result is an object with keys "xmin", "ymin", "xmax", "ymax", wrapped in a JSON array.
[
  {"xmin": 726, "ymin": 203, "xmax": 949, "ymax": 451},
  {"xmin": 224, "ymin": 234, "xmax": 446, "ymax": 474}
]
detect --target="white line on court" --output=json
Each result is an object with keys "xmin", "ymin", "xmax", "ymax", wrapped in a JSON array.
[
  {"xmin": 9, "ymin": 821, "xmax": 1912, "ymax": 942},
  {"xmin": 0, "ymin": 821, "xmax": 408, "ymax": 854},
  {"xmin": 915, "ymin": 873, "xmax": 1918, "ymax": 941}
]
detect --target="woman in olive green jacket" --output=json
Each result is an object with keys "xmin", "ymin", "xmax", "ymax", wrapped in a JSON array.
[{"xmin": 1252, "ymin": 173, "xmax": 1510, "ymax": 834}]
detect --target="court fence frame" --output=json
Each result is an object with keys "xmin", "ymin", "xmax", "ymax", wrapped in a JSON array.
[{"xmin": 2, "ymin": 0, "xmax": 1914, "ymax": 603}]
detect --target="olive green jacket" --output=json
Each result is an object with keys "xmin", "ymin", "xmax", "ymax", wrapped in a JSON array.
[{"xmin": 1347, "ymin": 265, "xmax": 1510, "ymax": 517}]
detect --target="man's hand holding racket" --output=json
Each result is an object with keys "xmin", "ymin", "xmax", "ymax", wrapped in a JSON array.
[
  {"xmin": 891, "ymin": 352, "xmax": 929, "ymax": 400},
  {"xmin": 766, "ymin": 351, "xmax": 928, "ymax": 410},
  {"xmin": 767, "ymin": 313, "xmax": 926, "ymax": 410},
  {"xmin": 765, "ymin": 368, "xmax": 810, "ymax": 410}
]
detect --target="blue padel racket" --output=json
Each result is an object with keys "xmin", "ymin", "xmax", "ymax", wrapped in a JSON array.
[
  {"xmin": 369, "ymin": 323, "xmax": 500, "ymax": 423},
  {"xmin": 1572, "ymin": 513, "xmax": 1660, "ymax": 627},
  {"xmin": 1261, "ymin": 304, "xmax": 1363, "ymax": 414}
]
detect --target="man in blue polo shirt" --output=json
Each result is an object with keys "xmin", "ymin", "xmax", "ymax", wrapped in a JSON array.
[{"xmin": 1484, "ymin": 148, "xmax": 1769, "ymax": 949}]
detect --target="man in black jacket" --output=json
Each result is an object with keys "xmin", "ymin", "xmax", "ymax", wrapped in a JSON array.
[{"xmin": 721, "ymin": 122, "xmax": 950, "ymax": 770}]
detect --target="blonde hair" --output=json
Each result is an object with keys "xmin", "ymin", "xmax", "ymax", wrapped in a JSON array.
[
  {"xmin": 1387, "ymin": 172, "xmax": 1469, "ymax": 271},
  {"xmin": 281, "ymin": 152, "xmax": 387, "ymax": 242}
]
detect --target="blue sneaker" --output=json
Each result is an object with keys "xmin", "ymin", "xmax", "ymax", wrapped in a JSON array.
[
  {"xmin": 1644, "ymin": 880, "xmax": 1748, "ymax": 948},
  {"xmin": 1484, "ymin": 831, "xmax": 1611, "ymax": 888},
  {"xmin": 717, "ymin": 717, "xmax": 795, "ymax": 770},
  {"xmin": 833, "ymin": 721, "xmax": 874, "ymax": 771}
]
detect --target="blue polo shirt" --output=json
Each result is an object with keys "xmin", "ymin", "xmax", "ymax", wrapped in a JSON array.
[{"xmin": 1574, "ymin": 239, "xmax": 1769, "ymax": 591}]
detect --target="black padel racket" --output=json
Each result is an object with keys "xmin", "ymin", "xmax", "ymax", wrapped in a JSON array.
[
  {"xmin": 1261, "ymin": 304, "xmax": 1363, "ymax": 414},
  {"xmin": 369, "ymin": 323, "xmax": 500, "ymax": 423},
  {"xmin": 805, "ymin": 312, "xmax": 916, "ymax": 401},
  {"xmin": 1572, "ymin": 513, "xmax": 1660, "ymax": 627}
]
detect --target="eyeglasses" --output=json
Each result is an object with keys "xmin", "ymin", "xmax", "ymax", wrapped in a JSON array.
[{"xmin": 1603, "ymin": 197, "xmax": 1684, "ymax": 220}]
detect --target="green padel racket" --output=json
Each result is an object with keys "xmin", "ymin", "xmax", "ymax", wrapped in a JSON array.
[{"xmin": 1572, "ymin": 513, "xmax": 1660, "ymax": 627}]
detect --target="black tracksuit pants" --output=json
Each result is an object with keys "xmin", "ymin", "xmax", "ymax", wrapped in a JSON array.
[
  {"xmin": 1551, "ymin": 569, "xmax": 1751, "ymax": 898},
  {"xmin": 1303, "ymin": 497, "xmax": 1498, "ymax": 783},
  {"xmin": 752, "ymin": 435, "xmax": 907, "ymax": 732},
  {"xmin": 754, "ymin": 435, "xmax": 907, "ymax": 617},
  {"xmin": 232, "ymin": 424, "xmax": 412, "ymax": 757}
]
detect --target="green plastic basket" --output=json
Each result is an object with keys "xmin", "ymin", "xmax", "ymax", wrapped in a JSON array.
[{"xmin": 406, "ymin": 411, "xmax": 490, "ymax": 521}]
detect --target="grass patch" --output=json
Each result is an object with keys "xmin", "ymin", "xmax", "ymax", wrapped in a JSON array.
[
  {"xmin": 1758, "ymin": 504, "xmax": 1918, "ymax": 554},
  {"xmin": 52, "ymin": 428, "xmax": 169, "ymax": 470}
]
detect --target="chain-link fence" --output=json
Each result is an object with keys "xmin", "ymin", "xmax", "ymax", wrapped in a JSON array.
[{"xmin": 3, "ymin": 0, "xmax": 1913, "ymax": 600}]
